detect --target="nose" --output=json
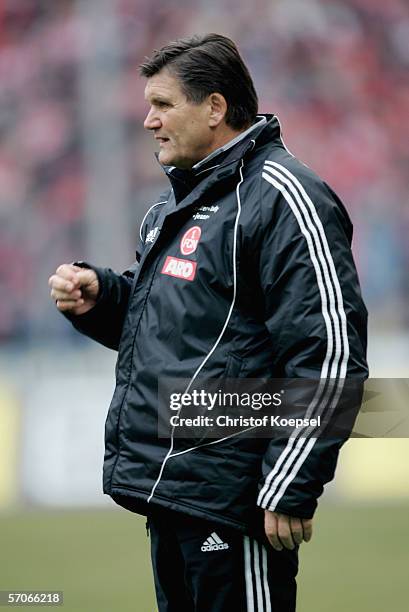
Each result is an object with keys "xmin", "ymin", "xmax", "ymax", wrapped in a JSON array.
[{"xmin": 144, "ymin": 106, "xmax": 161, "ymax": 131}]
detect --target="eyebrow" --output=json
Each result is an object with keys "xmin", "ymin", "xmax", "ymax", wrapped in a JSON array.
[{"xmin": 145, "ymin": 94, "xmax": 172, "ymax": 105}]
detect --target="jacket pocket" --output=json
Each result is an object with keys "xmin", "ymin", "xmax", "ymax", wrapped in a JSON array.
[{"xmin": 224, "ymin": 352, "xmax": 244, "ymax": 378}]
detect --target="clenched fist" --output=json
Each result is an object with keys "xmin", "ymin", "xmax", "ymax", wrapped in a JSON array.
[{"xmin": 48, "ymin": 263, "xmax": 99, "ymax": 315}]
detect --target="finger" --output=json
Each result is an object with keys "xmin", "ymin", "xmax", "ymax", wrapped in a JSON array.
[
  {"xmin": 48, "ymin": 275, "xmax": 76, "ymax": 292},
  {"xmin": 50, "ymin": 268, "xmax": 80, "ymax": 292},
  {"xmin": 55, "ymin": 264, "xmax": 81, "ymax": 282},
  {"xmin": 301, "ymin": 518, "xmax": 313, "ymax": 542},
  {"xmin": 264, "ymin": 512, "xmax": 283, "ymax": 551},
  {"xmin": 50, "ymin": 266, "xmax": 94, "ymax": 294},
  {"xmin": 277, "ymin": 514, "xmax": 295, "ymax": 550},
  {"xmin": 56, "ymin": 299, "xmax": 84, "ymax": 312},
  {"xmin": 75, "ymin": 269, "xmax": 98, "ymax": 287},
  {"xmin": 51, "ymin": 288, "xmax": 82, "ymax": 301},
  {"xmin": 289, "ymin": 516, "xmax": 303, "ymax": 546}
]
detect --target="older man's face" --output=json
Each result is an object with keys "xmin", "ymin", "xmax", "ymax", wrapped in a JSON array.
[{"xmin": 144, "ymin": 69, "xmax": 215, "ymax": 169}]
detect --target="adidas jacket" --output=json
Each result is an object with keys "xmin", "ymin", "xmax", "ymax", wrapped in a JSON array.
[{"xmin": 67, "ymin": 115, "xmax": 368, "ymax": 534}]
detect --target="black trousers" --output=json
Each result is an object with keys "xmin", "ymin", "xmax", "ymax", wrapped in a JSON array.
[{"xmin": 147, "ymin": 507, "xmax": 298, "ymax": 612}]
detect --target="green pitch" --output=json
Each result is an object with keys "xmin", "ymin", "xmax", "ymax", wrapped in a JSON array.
[{"xmin": 0, "ymin": 503, "xmax": 408, "ymax": 612}]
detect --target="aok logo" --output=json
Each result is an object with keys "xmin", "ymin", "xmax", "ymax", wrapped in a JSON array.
[
  {"xmin": 180, "ymin": 226, "xmax": 201, "ymax": 255},
  {"xmin": 161, "ymin": 256, "xmax": 197, "ymax": 281}
]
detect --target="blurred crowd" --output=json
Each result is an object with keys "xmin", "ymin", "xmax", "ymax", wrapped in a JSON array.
[{"xmin": 0, "ymin": 0, "xmax": 408, "ymax": 342}]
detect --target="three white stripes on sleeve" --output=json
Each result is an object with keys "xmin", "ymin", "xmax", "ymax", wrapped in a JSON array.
[{"xmin": 259, "ymin": 161, "xmax": 350, "ymax": 511}]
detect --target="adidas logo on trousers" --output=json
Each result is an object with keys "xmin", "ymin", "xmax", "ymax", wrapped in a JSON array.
[{"xmin": 201, "ymin": 531, "xmax": 229, "ymax": 552}]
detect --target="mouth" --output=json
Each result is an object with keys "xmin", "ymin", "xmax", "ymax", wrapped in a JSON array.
[{"xmin": 155, "ymin": 136, "xmax": 170, "ymax": 145}]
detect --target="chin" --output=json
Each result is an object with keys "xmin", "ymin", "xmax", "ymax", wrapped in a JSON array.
[
  {"xmin": 159, "ymin": 151, "xmax": 175, "ymax": 167},
  {"xmin": 158, "ymin": 150, "xmax": 193, "ymax": 170}
]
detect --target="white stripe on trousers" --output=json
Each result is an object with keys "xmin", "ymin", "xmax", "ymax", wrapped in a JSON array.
[
  {"xmin": 244, "ymin": 536, "xmax": 272, "ymax": 612},
  {"xmin": 258, "ymin": 161, "xmax": 350, "ymax": 510}
]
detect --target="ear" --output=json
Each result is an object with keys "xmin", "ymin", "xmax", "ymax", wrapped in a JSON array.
[{"xmin": 208, "ymin": 93, "xmax": 228, "ymax": 128}]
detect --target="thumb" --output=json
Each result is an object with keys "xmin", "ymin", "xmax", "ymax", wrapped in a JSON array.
[
  {"xmin": 74, "ymin": 268, "xmax": 98, "ymax": 288},
  {"xmin": 301, "ymin": 518, "xmax": 313, "ymax": 542}
]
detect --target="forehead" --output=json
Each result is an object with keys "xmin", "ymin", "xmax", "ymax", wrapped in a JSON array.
[{"xmin": 144, "ymin": 69, "xmax": 186, "ymax": 102}]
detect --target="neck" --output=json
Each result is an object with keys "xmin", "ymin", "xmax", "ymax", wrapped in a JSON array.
[
  {"xmin": 192, "ymin": 117, "xmax": 264, "ymax": 171},
  {"xmin": 210, "ymin": 124, "xmax": 247, "ymax": 152}
]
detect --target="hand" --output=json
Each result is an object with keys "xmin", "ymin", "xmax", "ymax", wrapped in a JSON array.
[
  {"xmin": 48, "ymin": 264, "xmax": 99, "ymax": 315},
  {"xmin": 264, "ymin": 509, "xmax": 313, "ymax": 551}
]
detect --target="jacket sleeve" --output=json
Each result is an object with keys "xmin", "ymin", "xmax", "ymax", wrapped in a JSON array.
[
  {"xmin": 256, "ymin": 165, "xmax": 368, "ymax": 518},
  {"xmin": 63, "ymin": 261, "xmax": 138, "ymax": 351}
]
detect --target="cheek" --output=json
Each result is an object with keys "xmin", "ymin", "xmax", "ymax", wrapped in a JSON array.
[
  {"xmin": 185, "ymin": 121, "xmax": 208, "ymax": 146},
  {"xmin": 171, "ymin": 126, "xmax": 192, "ymax": 150}
]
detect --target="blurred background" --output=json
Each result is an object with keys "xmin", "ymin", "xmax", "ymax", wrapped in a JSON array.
[{"xmin": 0, "ymin": 0, "xmax": 408, "ymax": 611}]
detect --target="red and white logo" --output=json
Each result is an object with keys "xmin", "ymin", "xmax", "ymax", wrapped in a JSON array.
[
  {"xmin": 161, "ymin": 256, "xmax": 197, "ymax": 281},
  {"xmin": 180, "ymin": 226, "xmax": 201, "ymax": 256}
]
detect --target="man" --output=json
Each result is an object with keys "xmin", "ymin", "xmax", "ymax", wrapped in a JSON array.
[{"xmin": 49, "ymin": 34, "xmax": 368, "ymax": 611}]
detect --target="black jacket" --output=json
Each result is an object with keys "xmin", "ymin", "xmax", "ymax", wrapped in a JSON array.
[{"xmin": 68, "ymin": 115, "xmax": 368, "ymax": 534}]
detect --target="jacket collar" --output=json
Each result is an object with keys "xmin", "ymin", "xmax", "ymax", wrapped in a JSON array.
[{"xmin": 191, "ymin": 116, "xmax": 267, "ymax": 171}]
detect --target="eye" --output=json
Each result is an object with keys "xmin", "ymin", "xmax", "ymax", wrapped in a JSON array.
[{"xmin": 156, "ymin": 101, "xmax": 170, "ymax": 109}]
